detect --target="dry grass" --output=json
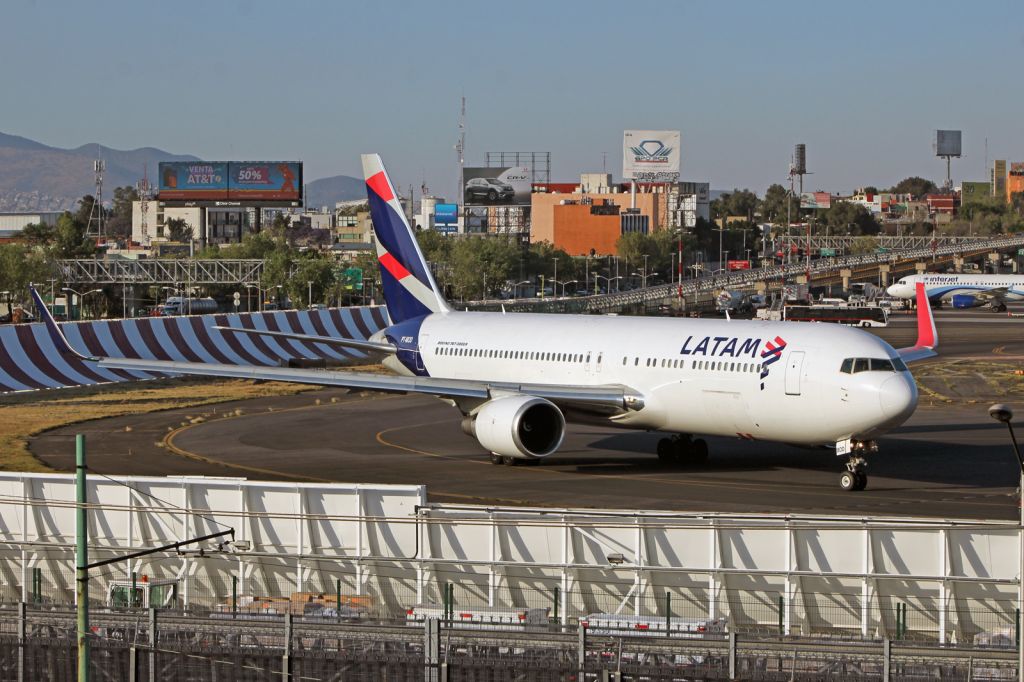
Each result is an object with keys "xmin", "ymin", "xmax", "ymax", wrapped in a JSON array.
[{"xmin": 0, "ymin": 378, "xmax": 320, "ymax": 472}]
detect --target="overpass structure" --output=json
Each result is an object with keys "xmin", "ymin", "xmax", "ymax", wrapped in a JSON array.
[
  {"xmin": 481, "ymin": 233, "xmax": 1024, "ymax": 314},
  {"xmin": 55, "ymin": 259, "xmax": 264, "ymax": 286},
  {"xmin": 782, "ymin": 234, "xmax": 1002, "ymax": 253}
]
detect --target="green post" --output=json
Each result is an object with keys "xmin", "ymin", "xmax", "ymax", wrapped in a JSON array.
[
  {"xmin": 666, "ymin": 592, "xmax": 672, "ymax": 637},
  {"xmin": 131, "ymin": 572, "xmax": 137, "ymax": 608},
  {"xmin": 75, "ymin": 434, "xmax": 89, "ymax": 682},
  {"xmin": 1017, "ymin": 608, "xmax": 1020, "ymax": 648},
  {"xmin": 232, "ymin": 576, "xmax": 238, "ymax": 617},
  {"xmin": 336, "ymin": 579, "xmax": 342, "ymax": 623},
  {"xmin": 778, "ymin": 595, "xmax": 784, "ymax": 635},
  {"xmin": 554, "ymin": 586, "xmax": 560, "ymax": 623}
]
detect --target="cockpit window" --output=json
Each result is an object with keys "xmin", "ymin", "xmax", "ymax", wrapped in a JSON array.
[{"xmin": 841, "ymin": 357, "xmax": 909, "ymax": 373}]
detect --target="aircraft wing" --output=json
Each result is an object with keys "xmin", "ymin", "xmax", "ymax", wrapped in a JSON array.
[
  {"xmin": 896, "ymin": 282, "xmax": 938, "ymax": 364},
  {"xmin": 211, "ymin": 325, "xmax": 396, "ymax": 356},
  {"xmin": 30, "ymin": 287, "xmax": 639, "ymax": 414},
  {"xmin": 969, "ymin": 287, "xmax": 1009, "ymax": 302}
]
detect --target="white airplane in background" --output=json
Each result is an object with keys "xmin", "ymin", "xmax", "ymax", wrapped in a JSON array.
[
  {"xmin": 887, "ymin": 273, "xmax": 1024, "ymax": 312},
  {"xmin": 33, "ymin": 155, "xmax": 941, "ymax": 492}
]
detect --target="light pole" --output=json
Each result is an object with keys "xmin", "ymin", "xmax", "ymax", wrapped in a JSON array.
[
  {"xmin": 244, "ymin": 284, "xmax": 257, "ymax": 313},
  {"xmin": 60, "ymin": 288, "xmax": 102, "ymax": 321},
  {"xmin": 642, "ymin": 254, "xmax": 649, "ymax": 289},
  {"xmin": 595, "ymin": 275, "xmax": 621, "ymax": 294},
  {"xmin": 307, "ymin": 281, "xmax": 313, "ymax": 309},
  {"xmin": 990, "ymin": 403, "xmax": 1024, "ymax": 682},
  {"xmin": 514, "ymin": 280, "xmax": 531, "ymax": 299},
  {"xmin": 562, "ymin": 279, "xmax": 578, "ymax": 297}
]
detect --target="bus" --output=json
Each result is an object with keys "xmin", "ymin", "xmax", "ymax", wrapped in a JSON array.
[{"xmin": 783, "ymin": 304, "xmax": 889, "ymax": 327}]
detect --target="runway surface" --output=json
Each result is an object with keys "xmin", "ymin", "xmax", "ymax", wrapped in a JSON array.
[{"xmin": 31, "ymin": 308, "xmax": 1024, "ymax": 520}]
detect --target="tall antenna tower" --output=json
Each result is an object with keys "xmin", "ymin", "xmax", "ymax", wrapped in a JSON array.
[
  {"xmin": 86, "ymin": 152, "xmax": 105, "ymax": 238},
  {"xmin": 455, "ymin": 96, "xmax": 465, "ymax": 207},
  {"xmin": 136, "ymin": 166, "xmax": 152, "ymax": 246}
]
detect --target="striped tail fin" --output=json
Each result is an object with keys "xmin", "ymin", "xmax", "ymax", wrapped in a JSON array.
[{"xmin": 362, "ymin": 154, "xmax": 451, "ymax": 323}]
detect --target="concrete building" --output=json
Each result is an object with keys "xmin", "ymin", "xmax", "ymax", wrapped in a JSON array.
[
  {"xmin": 131, "ymin": 202, "xmax": 255, "ymax": 246},
  {"xmin": 335, "ymin": 212, "xmax": 374, "ymax": 244},
  {"xmin": 992, "ymin": 160, "xmax": 1007, "ymax": 200},
  {"xmin": 1007, "ymin": 163, "xmax": 1024, "ymax": 203},
  {"xmin": 531, "ymin": 192, "xmax": 662, "ymax": 255},
  {"xmin": 0, "ymin": 211, "xmax": 62, "ymax": 239}
]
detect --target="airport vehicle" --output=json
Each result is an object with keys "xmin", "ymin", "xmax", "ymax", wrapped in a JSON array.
[
  {"xmin": 32, "ymin": 155, "xmax": 939, "ymax": 492},
  {"xmin": 887, "ymin": 273, "xmax": 1024, "ymax": 312},
  {"xmin": 784, "ymin": 304, "xmax": 889, "ymax": 328},
  {"xmin": 580, "ymin": 613, "xmax": 727, "ymax": 638},
  {"xmin": 162, "ymin": 296, "xmax": 219, "ymax": 315},
  {"xmin": 464, "ymin": 177, "xmax": 515, "ymax": 203}
]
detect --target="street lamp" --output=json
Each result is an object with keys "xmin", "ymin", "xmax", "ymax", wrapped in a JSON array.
[
  {"xmin": 594, "ymin": 275, "xmax": 621, "ymax": 295},
  {"xmin": 60, "ymin": 288, "xmax": 103, "ymax": 321},
  {"xmin": 989, "ymin": 403, "xmax": 1024, "ymax": 682},
  {"xmin": 307, "ymin": 281, "xmax": 313, "ymax": 309},
  {"xmin": 513, "ymin": 280, "xmax": 531, "ymax": 299},
  {"xmin": 642, "ymin": 254, "xmax": 649, "ymax": 289}
]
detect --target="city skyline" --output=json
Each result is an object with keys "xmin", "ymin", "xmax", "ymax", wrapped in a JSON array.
[{"xmin": 2, "ymin": 0, "xmax": 1022, "ymax": 199}]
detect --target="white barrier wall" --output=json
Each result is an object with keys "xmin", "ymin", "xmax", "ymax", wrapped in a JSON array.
[{"xmin": 0, "ymin": 472, "xmax": 1016, "ymax": 643}]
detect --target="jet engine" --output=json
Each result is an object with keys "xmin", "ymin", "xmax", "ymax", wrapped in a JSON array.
[
  {"xmin": 463, "ymin": 395, "xmax": 565, "ymax": 459},
  {"xmin": 951, "ymin": 294, "xmax": 979, "ymax": 309}
]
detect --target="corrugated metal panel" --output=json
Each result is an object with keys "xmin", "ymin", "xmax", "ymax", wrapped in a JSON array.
[{"xmin": 0, "ymin": 306, "xmax": 390, "ymax": 393}]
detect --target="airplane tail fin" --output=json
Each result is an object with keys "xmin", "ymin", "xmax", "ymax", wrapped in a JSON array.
[{"xmin": 361, "ymin": 154, "xmax": 451, "ymax": 323}]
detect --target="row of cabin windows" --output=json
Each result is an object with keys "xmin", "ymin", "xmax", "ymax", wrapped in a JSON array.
[
  {"xmin": 621, "ymin": 356, "xmax": 764, "ymax": 374},
  {"xmin": 436, "ymin": 345, "xmax": 599, "ymax": 365}
]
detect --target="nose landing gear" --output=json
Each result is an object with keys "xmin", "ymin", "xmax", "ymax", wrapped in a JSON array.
[{"xmin": 839, "ymin": 440, "xmax": 876, "ymax": 491}]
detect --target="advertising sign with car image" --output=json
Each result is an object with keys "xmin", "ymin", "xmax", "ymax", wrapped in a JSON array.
[{"xmin": 463, "ymin": 167, "xmax": 531, "ymax": 205}]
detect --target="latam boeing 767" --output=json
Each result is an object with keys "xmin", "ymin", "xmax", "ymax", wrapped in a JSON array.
[{"xmin": 33, "ymin": 155, "xmax": 940, "ymax": 491}]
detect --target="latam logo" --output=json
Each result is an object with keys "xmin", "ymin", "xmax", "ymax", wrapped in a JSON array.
[
  {"xmin": 629, "ymin": 140, "xmax": 673, "ymax": 164},
  {"xmin": 760, "ymin": 336, "xmax": 787, "ymax": 390}
]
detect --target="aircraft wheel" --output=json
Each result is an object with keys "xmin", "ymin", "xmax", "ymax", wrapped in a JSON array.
[
  {"xmin": 839, "ymin": 471, "xmax": 857, "ymax": 491},
  {"xmin": 854, "ymin": 472, "xmax": 868, "ymax": 491},
  {"xmin": 490, "ymin": 454, "xmax": 503, "ymax": 465},
  {"xmin": 657, "ymin": 438, "xmax": 675, "ymax": 462},
  {"xmin": 691, "ymin": 439, "xmax": 709, "ymax": 463},
  {"xmin": 502, "ymin": 455, "xmax": 518, "ymax": 466}
]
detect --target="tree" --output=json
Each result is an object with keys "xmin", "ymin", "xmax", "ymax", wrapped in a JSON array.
[
  {"xmin": 819, "ymin": 202, "xmax": 881, "ymax": 236},
  {"xmin": 0, "ymin": 244, "xmax": 50, "ymax": 301},
  {"xmin": 107, "ymin": 186, "xmax": 139, "ymax": 240},
  {"xmin": 18, "ymin": 222, "xmax": 55, "ymax": 247},
  {"xmin": 53, "ymin": 211, "xmax": 96, "ymax": 257},
  {"xmin": 759, "ymin": 184, "xmax": 797, "ymax": 225},
  {"xmin": 889, "ymin": 177, "xmax": 938, "ymax": 198},
  {"xmin": 287, "ymin": 255, "xmax": 337, "ymax": 308},
  {"xmin": 861, "ymin": 186, "xmax": 880, "ymax": 195},
  {"xmin": 166, "ymin": 218, "xmax": 194, "ymax": 243}
]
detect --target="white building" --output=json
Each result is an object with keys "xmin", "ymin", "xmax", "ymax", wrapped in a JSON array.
[{"xmin": 0, "ymin": 212, "xmax": 62, "ymax": 239}]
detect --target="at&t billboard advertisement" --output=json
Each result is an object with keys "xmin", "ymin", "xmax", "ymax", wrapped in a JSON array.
[
  {"xmin": 158, "ymin": 161, "xmax": 303, "ymax": 204},
  {"xmin": 463, "ymin": 167, "xmax": 531, "ymax": 206}
]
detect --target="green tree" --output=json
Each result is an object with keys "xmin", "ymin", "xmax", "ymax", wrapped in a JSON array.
[
  {"xmin": 759, "ymin": 184, "xmax": 797, "ymax": 224},
  {"xmin": 287, "ymin": 255, "xmax": 337, "ymax": 308},
  {"xmin": 889, "ymin": 176, "xmax": 938, "ymax": 198},
  {"xmin": 17, "ymin": 222, "xmax": 55, "ymax": 247},
  {"xmin": 0, "ymin": 244, "xmax": 51, "ymax": 302},
  {"xmin": 166, "ymin": 217, "xmax": 194, "ymax": 242},
  {"xmin": 54, "ymin": 211, "xmax": 96, "ymax": 257},
  {"xmin": 107, "ymin": 186, "xmax": 139, "ymax": 240},
  {"xmin": 849, "ymin": 236, "xmax": 879, "ymax": 254},
  {"xmin": 819, "ymin": 202, "xmax": 881, "ymax": 236}
]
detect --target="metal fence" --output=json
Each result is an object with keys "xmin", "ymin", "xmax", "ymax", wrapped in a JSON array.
[{"xmin": 0, "ymin": 605, "xmax": 1016, "ymax": 681}]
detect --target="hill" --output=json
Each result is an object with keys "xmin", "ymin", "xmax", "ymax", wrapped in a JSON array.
[
  {"xmin": 0, "ymin": 132, "xmax": 199, "ymax": 212},
  {"xmin": 303, "ymin": 174, "xmax": 366, "ymax": 210}
]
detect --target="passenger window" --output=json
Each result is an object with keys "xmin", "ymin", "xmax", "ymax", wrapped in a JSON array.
[{"xmin": 634, "ymin": 357, "xmax": 639, "ymax": 366}]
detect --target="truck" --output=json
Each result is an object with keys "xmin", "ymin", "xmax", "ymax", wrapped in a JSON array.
[{"xmin": 163, "ymin": 296, "xmax": 219, "ymax": 316}]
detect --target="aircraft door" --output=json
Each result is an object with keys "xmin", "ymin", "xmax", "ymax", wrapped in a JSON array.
[{"xmin": 785, "ymin": 351, "xmax": 805, "ymax": 395}]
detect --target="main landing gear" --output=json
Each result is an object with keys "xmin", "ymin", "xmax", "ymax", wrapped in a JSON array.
[
  {"xmin": 490, "ymin": 454, "xmax": 541, "ymax": 466},
  {"xmin": 839, "ymin": 440, "xmax": 876, "ymax": 491},
  {"xmin": 657, "ymin": 435, "xmax": 709, "ymax": 466}
]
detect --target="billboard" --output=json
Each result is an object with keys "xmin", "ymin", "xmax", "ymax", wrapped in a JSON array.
[
  {"xmin": 960, "ymin": 181, "xmax": 990, "ymax": 202},
  {"xmin": 158, "ymin": 161, "xmax": 303, "ymax": 204},
  {"xmin": 935, "ymin": 130, "xmax": 962, "ymax": 157},
  {"xmin": 800, "ymin": 192, "xmax": 831, "ymax": 209},
  {"xmin": 727, "ymin": 260, "xmax": 751, "ymax": 271},
  {"xmin": 623, "ymin": 130, "xmax": 680, "ymax": 182},
  {"xmin": 463, "ymin": 167, "xmax": 531, "ymax": 206},
  {"xmin": 434, "ymin": 203, "xmax": 458, "ymax": 224}
]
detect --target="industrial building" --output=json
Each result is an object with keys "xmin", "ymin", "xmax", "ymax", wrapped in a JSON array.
[{"xmin": 0, "ymin": 211, "xmax": 62, "ymax": 239}]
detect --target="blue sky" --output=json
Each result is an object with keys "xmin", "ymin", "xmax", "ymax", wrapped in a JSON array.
[{"xmin": 2, "ymin": 0, "xmax": 1022, "ymax": 197}]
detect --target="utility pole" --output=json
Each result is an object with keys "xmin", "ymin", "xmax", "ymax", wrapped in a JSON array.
[{"xmin": 76, "ymin": 434, "xmax": 89, "ymax": 682}]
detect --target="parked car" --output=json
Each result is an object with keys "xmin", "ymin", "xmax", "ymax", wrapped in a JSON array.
[{"xmin": 465, "ymin": 177, "xmax": 515, "ymax": 203}]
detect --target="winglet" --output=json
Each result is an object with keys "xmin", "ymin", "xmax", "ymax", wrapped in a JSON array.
[
  {"xmin": 914, "ymin": 281, "xmax": 937, "ymax": 350},
  {"xmin": 28, "ymin": 285, "xmax": 96, "ymax": 362},
  {"xmin": 897, "ymin": 282, "xmax": 938, "ymax": 364}
]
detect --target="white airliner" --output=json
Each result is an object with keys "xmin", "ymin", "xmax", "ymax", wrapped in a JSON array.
[
  {"xmin": 32, "ymin": 155, "xmax": 940, "ymax": 492},
  {"xmin": 887, "ymin": 273, "xmax": 1024, "ymax": 311}
]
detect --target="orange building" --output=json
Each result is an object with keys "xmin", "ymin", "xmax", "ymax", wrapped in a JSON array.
[
  {"xmin": 1007, "ymin": 163, "xmax": 1024, "ymax": 203},
  {"xmin": 531, "ymin": 192, "xmax": 662, "ymax": 255}
]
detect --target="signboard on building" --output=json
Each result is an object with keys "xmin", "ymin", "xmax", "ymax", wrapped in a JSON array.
[
  {"xmin": 1011, "ymin": 163, "xmax": 1024, "ymax": 176},
  {"xmin": 463, "ymin": 167, "xmax": 531, "ymax": 206},
  {"xmin": 622, "ymin": 130, "xmax": 680, "ymax": 182},
  {"xmin": 961, "ymin": 181, "xmax": 991, "ymax": 203},
  {"xmin": 819, "ymin": 248, "xmax": 837, "ymax": 257},
  {"xmin": 800, "ymin": 192, "xmax": 831, "ymax": 210},
  {"xmin": 158, "ymin": 161, "xmax": 303, "ymax": 205},
  {"xmin": 727, "ymin": 260, "xmax": 751, "ymax": 271}
]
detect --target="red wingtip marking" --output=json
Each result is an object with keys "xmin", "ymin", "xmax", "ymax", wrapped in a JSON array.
[
  {"xmin": 366, "ymin": 172, "xmax": 394, "ymax": 202},
  {"xmin": 915, "ymin": 282, "xmax": 936, "ymax": 348},
  {"xmin": 379, "ymin": 252, "xmax": 411, "ymax": 280}
]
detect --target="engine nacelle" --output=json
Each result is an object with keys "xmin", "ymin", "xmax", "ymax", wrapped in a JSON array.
[
  {"xmin": 951, "ymin": 294, "xmax": 978, "ymax": 309},
  {"xmin": 465, "ymin": 395, "xmax": 565, "ymax": 459}
]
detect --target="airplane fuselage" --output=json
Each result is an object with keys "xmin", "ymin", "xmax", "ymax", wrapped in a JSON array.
[
  {"xmin": 887, "ymin": 274, "xmax": 1024, "ymax": 303},
  {"xmin": 376, "ymin": 312, "xmax": 918, "ymax": 446}
]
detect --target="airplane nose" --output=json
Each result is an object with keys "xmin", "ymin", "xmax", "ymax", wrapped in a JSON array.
[
  {"xmin": 878, "ymin": 374, "xmax": 917, "ymax": 425},
  {"xmin": 885, "ymin": 284, "xmax": 900, "ymax": 297}
]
